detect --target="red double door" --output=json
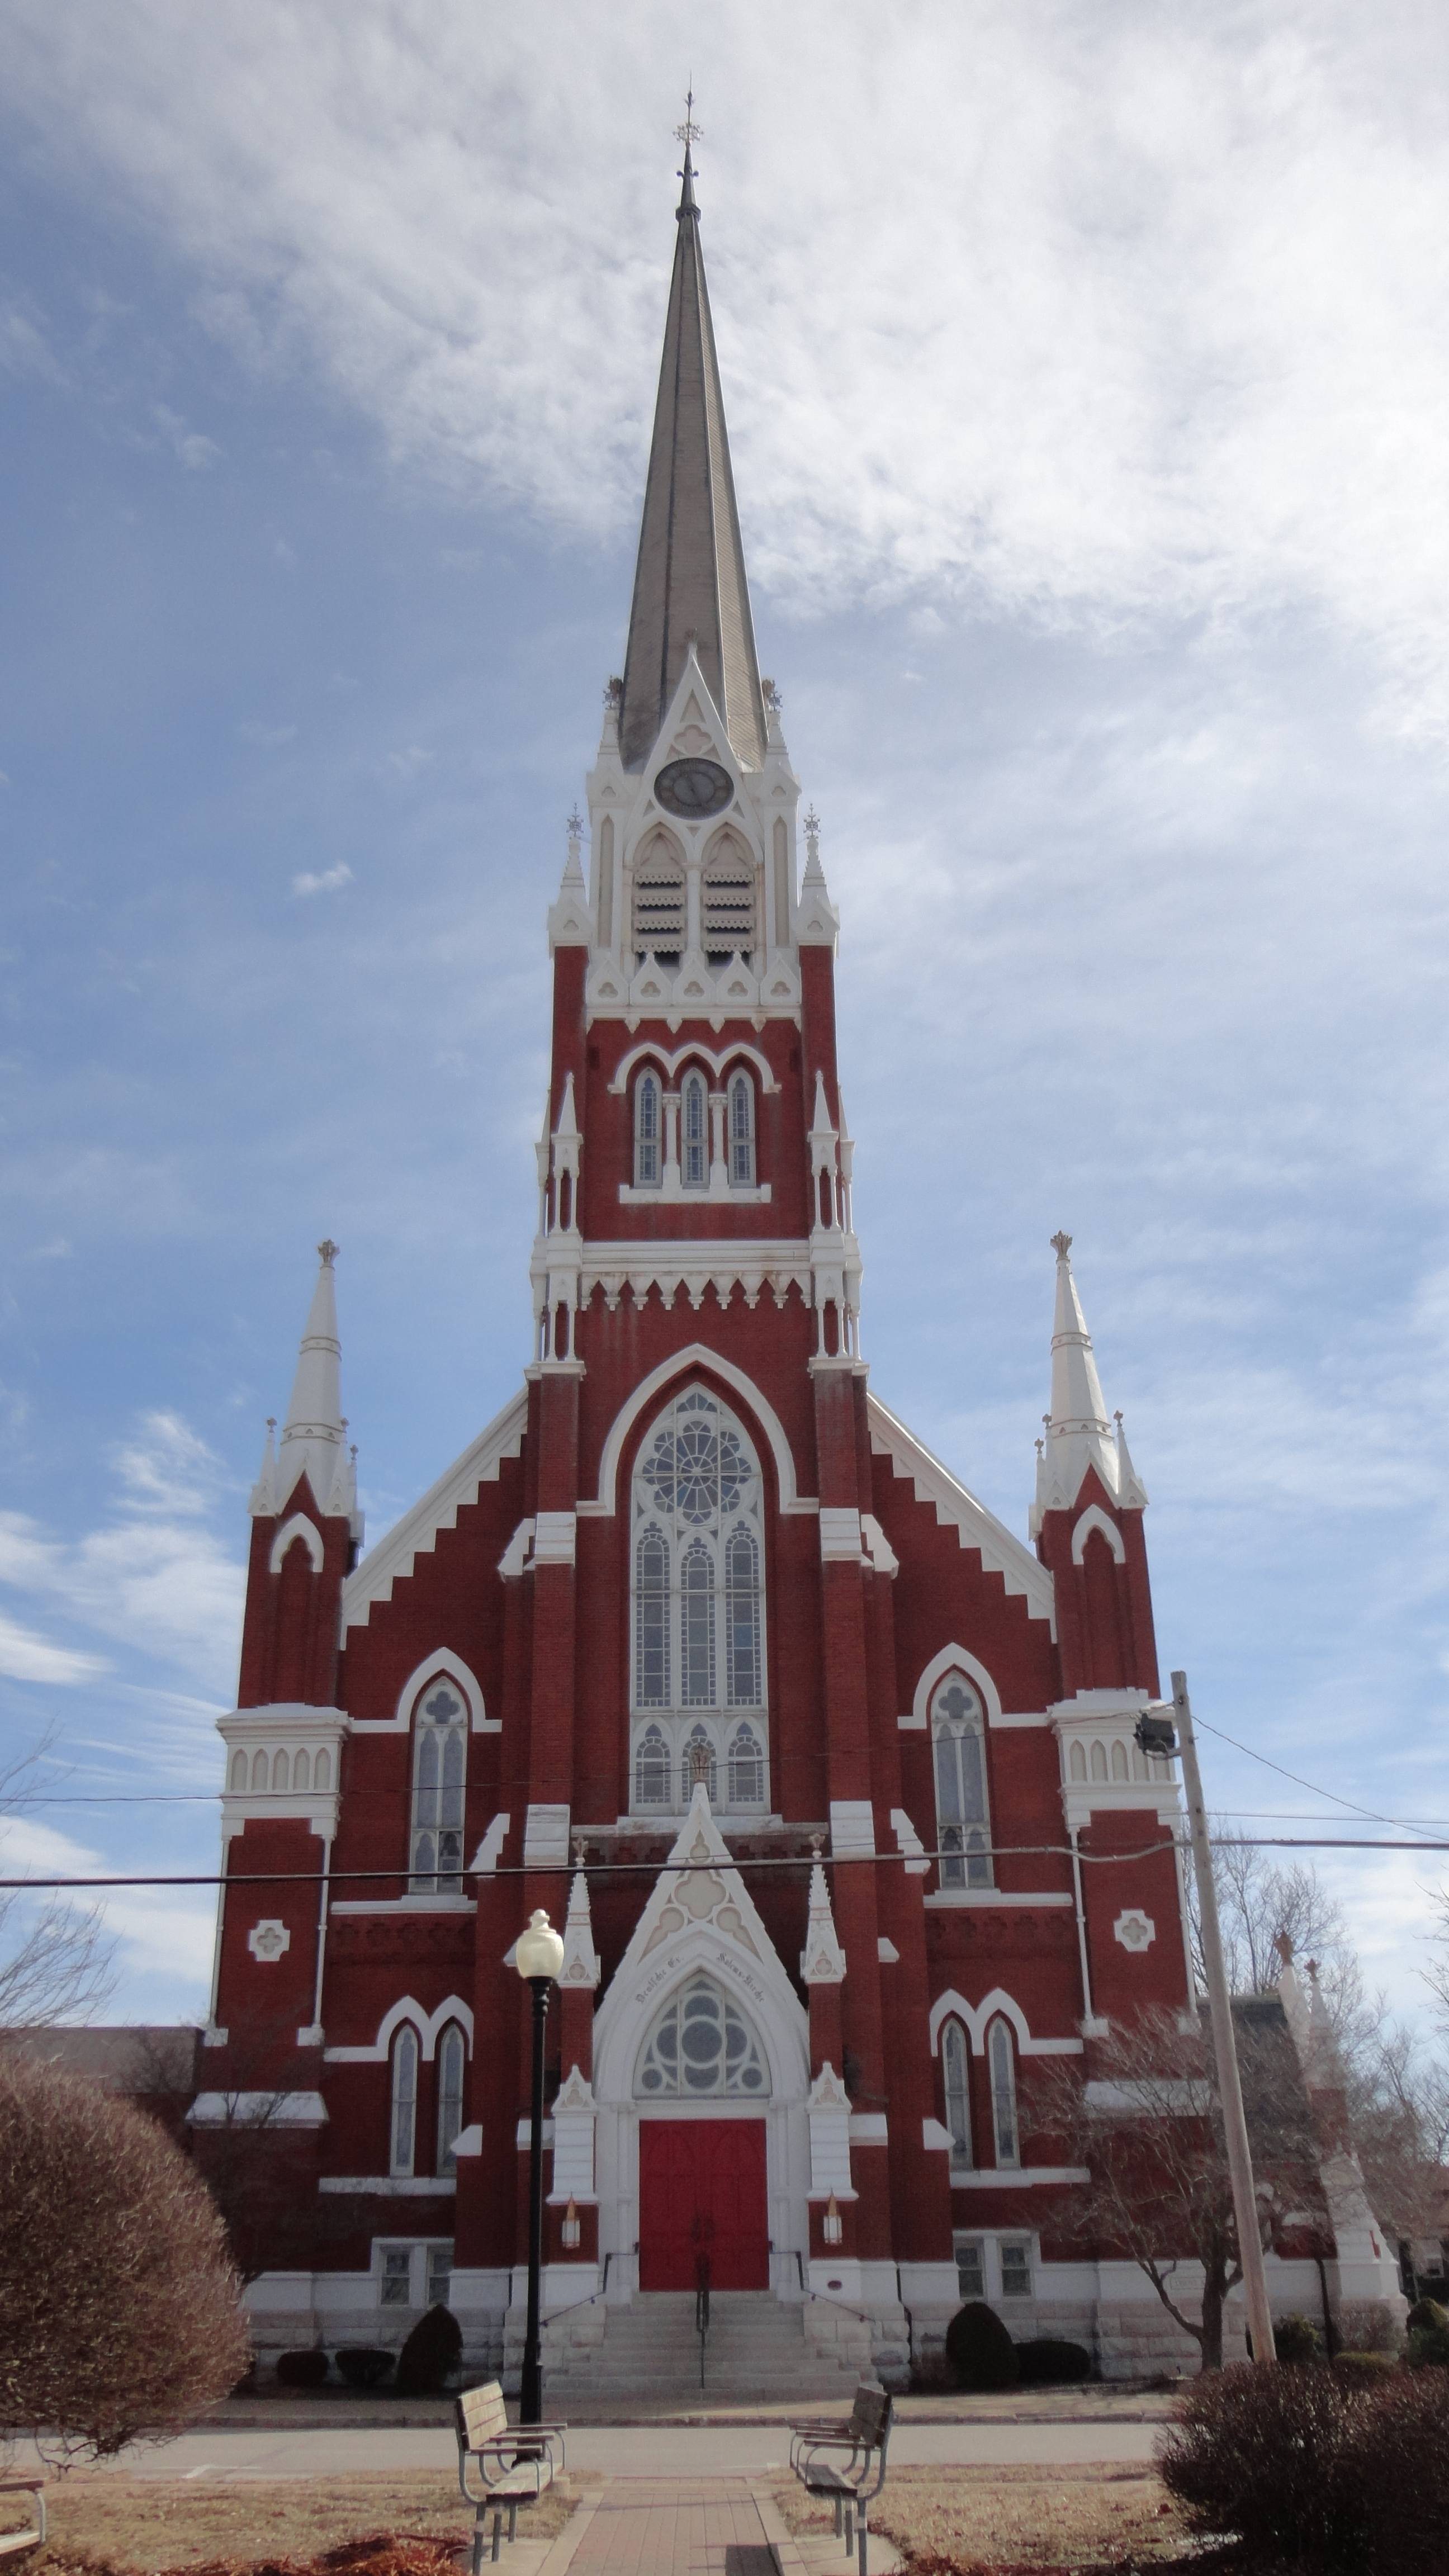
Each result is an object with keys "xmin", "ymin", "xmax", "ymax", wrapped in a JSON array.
[{"xmin": 638, "ymin": 2119, "xmax": 769, "ymax": 2290}]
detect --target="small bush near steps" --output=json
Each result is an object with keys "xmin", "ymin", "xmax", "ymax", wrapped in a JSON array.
[
  {"xmin": 944, "ymin": 2302, "xmax": 1019, "ymax": 2392},
  {"xmin": 335, "ymin": 2346, "xmax": 395, "ymax": 2388},
  {"xmin": 277, "ymin": 2349, "xmax": 330, "ymax": 2388},
  {"xmin": 1014, "ymin": 2337, "xmax": 1091, "ymax": 2385},
  {"xmin": 395, "ymin": 2303, "xmax": 462, "ymax": 2395},
  {"xmin": 1159, "ymin": 2359, "xmax": 1449, "ymax": 2573}
]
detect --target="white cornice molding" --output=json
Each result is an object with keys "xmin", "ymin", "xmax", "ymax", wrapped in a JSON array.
[
  {"xmin": 340, "ymin": 1388, "xmax": 528, "ymax": 1632},
  {"xmin": 579, "ymin": 1239, "xmax": 812, "ymax": 1316},
  {"xmin": 866, "ymin": 1394, "xmax": 1056, "ymax": 1633}
]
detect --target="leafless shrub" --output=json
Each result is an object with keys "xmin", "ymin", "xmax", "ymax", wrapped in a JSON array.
[{"xmin": 0, "ymin": 2051, "xmax": 249, "ymax": 2454}]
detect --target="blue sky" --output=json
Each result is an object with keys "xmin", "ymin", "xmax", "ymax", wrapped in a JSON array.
[{"xmin": 2, "ymin": 0, "xmax": 1448, "ymax": 2031}]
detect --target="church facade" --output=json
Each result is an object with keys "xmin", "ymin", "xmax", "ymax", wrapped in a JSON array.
[{"xmin": 195, "ymin": 160, "xmax": 1396, "ymax": 2386}]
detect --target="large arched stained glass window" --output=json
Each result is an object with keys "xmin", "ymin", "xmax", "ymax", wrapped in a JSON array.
[
  {"xmin": 942, "ymin": 2018, "xmax": 973, "ymax": 2172},
  {"xmin": 628, "ymin": 1388, "xmax": 768, "ymax": 1813},
  {"xmin": 931, "ymin": 1673, "xmax": 992, "ymax": 1889}
]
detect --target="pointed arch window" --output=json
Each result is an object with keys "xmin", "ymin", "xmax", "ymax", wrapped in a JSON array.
[
  {"xmin": 942, "ymin": 2018, "xmax": 973, "ymax": 2173},
  {"xmin": 931, "ymin": 1674, "xmax": 992, "ymax": 1888},
  {"xmin": 632, "ymin": 833, "xmax": 685, "ymax": 962},
  {"xmin": 702, "ymin": 836, "xmax": 756, "ymax": 958},
  {"xmin": 390, "ymin": 2025, "xmax": 419, "ymax": 2177},
  {"xmin": 634, "ymin": 1722, "xmax": 670, "ymax": 1807},
  {"xmin": 681, "ymin": 1069, "xmax": 708, "ymax": 1187},
  {"xmin": 988, "ymin": 2018, "xmax": 1020, "ymax": 2168},
  {"xmin": 680, "ymin": 1721, "xmax": 718, "ymax": 1804},
  {"xmin": 410, "ymin": 1680, "xmax": 468, "ymax": 1893},
  {"xmin": 628, "ymin": 1388, "xmax": 768, "ymax": 1812},
  {"xmin": 728, "ymin": 1069, "xmax": 755, "ymax": 1185},
  {"xmin": 634, "ymin": 1069, "xmax": 662, "ymax": 1188},
  {"xmin": 435, "ymin": 2022, "xmax": 466, "ymax": 2173}
]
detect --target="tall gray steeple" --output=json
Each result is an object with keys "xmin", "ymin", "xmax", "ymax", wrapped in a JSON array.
[{"xmin": 617, "ymin": 148, "xmax": 768, "ymax": 775}]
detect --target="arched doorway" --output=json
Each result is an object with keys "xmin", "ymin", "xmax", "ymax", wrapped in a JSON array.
[{"xmin": 634, "ymin": 1974, "xmax": 771, "ymax": 2289}]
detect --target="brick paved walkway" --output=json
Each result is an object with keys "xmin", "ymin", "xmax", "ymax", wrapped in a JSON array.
[{"xmin": 533, "ymin": 2475, "xmax": 901, "ymax": 2576}]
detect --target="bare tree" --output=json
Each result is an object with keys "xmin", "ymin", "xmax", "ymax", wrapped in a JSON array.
[
  {"xmin": 0, "ymin": 2052, "xmax": 249, "ymax": 2454},
  {"xmin": 0, "ymin": 1729, "xmax": 116, "ymax": 2030},
  {"xmin": 1031, "ymin": 2002, "xmax": 1321, "ymax": 2370},
  {"xmin": 136, "ymin": 2011, "xmax": 354, "ymax": 2284}
]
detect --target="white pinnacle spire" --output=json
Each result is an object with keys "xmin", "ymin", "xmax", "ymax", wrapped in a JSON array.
[
  {"xmin": 274, "ymin": 1240, "xmax": 357, "ymax": 1527},
  {"xmin": 1035, "ymin": 1234, "xmax": 1126, "ymax": 1516}
]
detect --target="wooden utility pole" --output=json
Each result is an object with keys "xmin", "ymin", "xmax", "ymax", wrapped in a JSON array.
[{"xmin": 1171, "ymin": 1669, "xmax": 1277, "ymax": 2367}]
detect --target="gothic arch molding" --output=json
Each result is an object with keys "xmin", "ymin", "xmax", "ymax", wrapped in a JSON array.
[
  {"xmin": 1071, "ymin": 1503, "xmax": 1126, "ymax": 1566},
  {"xmin": 584, "ymin": 1344, "xmax": 812, "ymax": 1517},
  {"xmin": 906, "ymin": 1642, "xmax": 1004, "ymax": 1731},
  {"xmin": 269, "ymin": 1512, "xmax": 324, "ymax": 1575}
]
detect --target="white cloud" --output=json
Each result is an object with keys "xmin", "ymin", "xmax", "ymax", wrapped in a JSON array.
[
  {"xmin": 0, "ymin": 1816, "xmax": 214, "ymax": 2001},
  {"xmin": 0, "ymin": 1613, "xmax": 107, "ymax": 1685},
  {"xmin": 153, "ymin": 401, "xmax": 220, "ymax": 469},
  {"xmin": 6, "ymin": 2, "xmax": 1449, "ymax": 718},
  {"xmin": 291, "ymin": 861, "xmax": 352, "ymax": 896},
  {"xmin": 0, "ymin": 1413, "xmax": 244, "ymax": 1689}
]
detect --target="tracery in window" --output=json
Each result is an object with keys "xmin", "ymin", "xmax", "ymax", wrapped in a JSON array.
[
  {"xmin": 681, "ymin": 1069, "xmax": 708, "ymax": 1187},
  {"xmin": 628, "ymin": 1388, "xmax": 768, "ymax": 1811},
  {"xmin": 634, "ymin": 1069, "xmax": 662, "ymax": 1187},
  {"xmin": 988, "ymin": 2018, "xmax": 1020, "ymax": 2167},
  {"xmin": 634, "ymin": 1973, "xmax": 770, "ymax": 2097},
  {"xmin": 409, "ymin": 1680, "xmax": 468, "ymax": 1893},
  {"xmin": 931, "ymin": 1674, "xmax": 992, "ymax": 1888},
  {"xmin": 436, "ymin": 2022, "xmax": 466, "ymax": 2172},
  {"xmin": 728, "ymin": 1070, "xmax": 755, "ymax": 1185},
  {"xmin": 632, "ymin": 830, "xmax": 685, "ymax": 961},
  {"xmin": 390, "ymin": 2025, "xmax": 419, "ymax": 2176},
  {"xmin": 942, "ymin": 2017, "xmax": 973, "ymax": 2172}
]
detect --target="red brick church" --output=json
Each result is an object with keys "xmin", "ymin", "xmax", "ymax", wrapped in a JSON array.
[{"xmin": 193, "ymin": 155, "xmax": 1395, "ymax": 2389}]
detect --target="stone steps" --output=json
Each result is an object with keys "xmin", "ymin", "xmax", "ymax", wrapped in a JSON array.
[{"xmin": 544, "ymin": 2290, "xmax": 866, "ymax": 2399}]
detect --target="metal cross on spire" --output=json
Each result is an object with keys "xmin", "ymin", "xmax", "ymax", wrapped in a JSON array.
[{"xmin": 674, "ymin": 83, "xmax": 702, "ymax": 152}]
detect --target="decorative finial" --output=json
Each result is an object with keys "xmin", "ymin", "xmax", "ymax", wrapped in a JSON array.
[
  {"xmin": 1114, "ymin": 1409, "xmax": 1124, "ymax": 1433},
  {"xmin": 804, "ymin": 806, "xmax": 821, "ymax": 864},
  {"xmin": 674, "ymin": 83, "xmax": 702, "ymax": 151},
  {"xmin": 318, "ymin": 1238, "xmax": 339, "ymax": 1267},
  {"xmin": 267, "ymin": 1416, "xmax": 277, "ymax": 1434},
  {"xmin": 1050, "ymin": 1230, "xmax": 1072, "ymax": 1261},
  {"xmin": 761, "ymin": 677, "xmax": 781, "ymax": 713},
  {"xmin": 1035, "ymin": 1436, "xmax": 1044, "ymax": 1459},
  {"xmin": 572, "ymin": 1832, "xmax": 589, "ymax": 1866},
  {"xmin": 604, "ymin": 675, "xmax": 623, "ymax": 705},
  {"xmin": 566, "ymin": 806, "xmax": 583, "ymax": 841}
]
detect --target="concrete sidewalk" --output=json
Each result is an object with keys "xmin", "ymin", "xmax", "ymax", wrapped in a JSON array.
[
  {"xmin": 2, "ymin": 2420, "xmax": 1163, "ymax": 2480},
  {"xmin": 499, "ymin": 2478, "xmax": 900, "ymax": 2576}
]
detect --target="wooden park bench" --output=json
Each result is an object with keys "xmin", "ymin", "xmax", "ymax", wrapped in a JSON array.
[
  {"xmin": 454, "ymin": 2381, "xmax": 567, "ymax": 2566},
  {"xmin": 0, "ymin": 2479, "xmax": 46, "ymax": 2563},
  {"xmin": 789, "ymin": 2380, "xmax": 893, "ymax": 2576}
]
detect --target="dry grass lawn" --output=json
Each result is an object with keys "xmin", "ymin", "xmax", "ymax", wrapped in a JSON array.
[
  {"xmin": 9, "ymin": 2471, "xmax": 586, "ymax": 2576},
  {"xmin": 774, "ymin": 2463, "xmax": 1191, "ymax": 2570}
]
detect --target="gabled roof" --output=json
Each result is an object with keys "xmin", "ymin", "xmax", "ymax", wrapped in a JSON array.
[
  {"xmin": 340, "ymin": 1386, "xmax": 528, "ymax": 1633},
  {"xmin": 617, "ymin": 151, "xmax": 766, "ymax": 775},
  {"xmin": 867, "ymin": 1391, "xmax": 1057, "ymax": 1632}
]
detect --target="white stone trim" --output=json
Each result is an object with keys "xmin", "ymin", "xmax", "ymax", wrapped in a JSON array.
[
  {"xmin": 580, "ymin": 1244, "xmax": 808, "ymax": 1318},
  {"xmin": 469, "ymin": 1814, "xmax": 510, "ymax": 1876},
  {"xmin": 342, "ymin": 1388, "xmax": 528, "ymax": 1631},
  {"xmin": 924, "ymin": 1890, "xmax": 1073, "ymax": 1910},
  {"xmin": 190, "ymin": 2091, "xmax": 328, "ymax": 2126},
  {"xmin": 270, "ymin": 1512, "xmax": 324, "ymax": 1575},
  {"xmin": 830, "ymin": 1800, "xmax": 876, "ymax": 1858},
  {"xmin": 905, "ymin": 1643, "xmax": 1004, "ymax": 1731},
  {"xmin": 523, "ymin": 1805, "xmax": 571, "ymax": 1867},
  {"xmin": 867, "ymin": 1394, "xmax": 1055, "ymax": 1632},
  {"xmin": 318, "ymin": 2176, "xmax": 457, "ymax": 2195},
  {"xmin": 323, "ymin": 1993, "xmax": 473, "ymax": 2066},
  {"xmin": 889, "ymin": 1810, "xmax": 931, "ymax": 1877},
  {"xmin": 818, "ymin": 1507, "xmax": 863, "ymax": 1562},
  {"xmin": 532, "ymin": 1512, "xmax": 577, "ymax": 1567},
  {"xmin": 1071, "ymin": 1503, "xmax": 1126, "ymax": 1566},
  {"xmin": 582, "ymin": 1344, "xmax": 815, "ymax": 1516},
  {"xmin": 929, "ymin": 1987, "xmax": 1084, "ymax": 2059},
  {"xmin": 349, "ymin": 1649, "xmax": 497, "ymax": 1738},
  {"xmin": 248, "ymin": 1919, "xmax": 291, "ymax": 1963},
  {"xmin": 949, "ymin": 2166, "xmax": 1091, "ymax": 2188},
  {"xmin": 607, "ymin": 1040, "xmax": 780, "ymax": 1097},
  {"xmin": 1114, "ymin": 1909, "xmax": 1157, "ymax": 1952}
]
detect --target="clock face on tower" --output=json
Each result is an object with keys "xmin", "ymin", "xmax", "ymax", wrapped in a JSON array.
[{"xmin": 654, "ymin": 757, "xmax": 733, "ymax": 819}]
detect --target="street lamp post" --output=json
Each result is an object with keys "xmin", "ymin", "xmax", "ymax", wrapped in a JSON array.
[{"xmin": 515, "ymin": 1907, "xmax": 565, "ymax": 2426}]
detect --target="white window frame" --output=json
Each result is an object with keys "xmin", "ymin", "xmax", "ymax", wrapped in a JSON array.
[
  {"xmin": 409, "ymin": 1677, "xmax": 468, "ymax": 1893},
  {"xmin": 931, "ymin": 1672, "xmax": 993, "ymax": 1890},
  {"xmin": 987, "ymin": 2017, "xmax": 1020, "ymax": 2169},
  {"xmin": 634, "ymin": 1069, "xmax": 662, "ymax": 1187},
  {"xmin": 628, "ymin": 1388, "xmax": 769, "ymax": 1814},
  {"xmin": 435, "ymin": 2022, "xmax": 466, "ymax": 2174},
  {"xmin": 953, "ymin": 2232, "xmax": 987, "ymax": 2301},
  {"xmin": 390, "ymin": 2026, "xmax": 419, "ymax": 2178},
  {"xmin": 681, "ymin": 1069, "xmax": 708, "ymax": 1188},
  {"xmin": 941, "ymin": 2016, "xmax": 973, "ymax": 2172},
  {"xmin": 998, "ymin": 2236, "xmax": 1034, "ymax": 2301},
  {"xmin": 727, "ymin": 1069, "xmax": 756, "ymax": 1186}
]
